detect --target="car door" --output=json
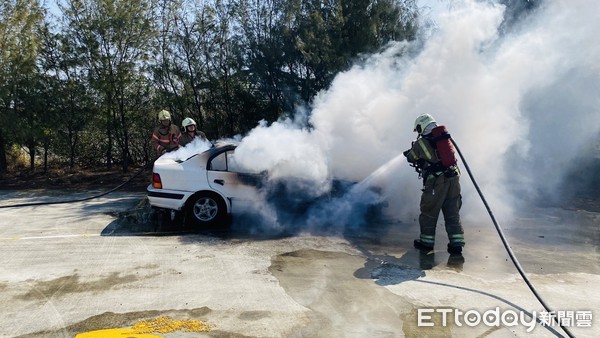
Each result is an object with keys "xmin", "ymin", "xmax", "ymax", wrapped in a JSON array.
[{"xmin": 206, "ymin": 149, "xmax": 265, "ymax": 205}]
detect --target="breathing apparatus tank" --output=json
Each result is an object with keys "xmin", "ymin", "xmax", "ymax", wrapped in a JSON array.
[{"xmin": 430, "ymin": 125, "xmax": 457, "ymax": 168}]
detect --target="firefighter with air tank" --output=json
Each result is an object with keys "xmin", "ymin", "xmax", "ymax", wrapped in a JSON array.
[{"xmin": 403, "ymin": 113, "xmax": 465, "ymax": 254}]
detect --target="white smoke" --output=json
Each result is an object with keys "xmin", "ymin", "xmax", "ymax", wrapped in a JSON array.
[
  {"xmin": 231, "ymin": 0, "xmax": 600, "ymax": 229},
  {"xmin": 498, "ymin": 0, "xmax": 600, "ymax": 201},
  {"xmin": 160, "ymin": 138, "xmax": 213, "ymax": 161},
  {"xmin": 232, "ymin": 119, "xmax": 329, "ymax": 186}
]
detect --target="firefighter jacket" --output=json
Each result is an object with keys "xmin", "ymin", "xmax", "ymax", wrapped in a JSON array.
[
  {"xmin": 405, "ymin": 135, "xmax": 459, "ymax": 181},
  {"xmin": 152, "ymin": 124, "xmax": 181, "ymax": 155},
  {"xmin": 179, "ymin": 130, "xmax": 208, "ymax": 147},
  {"xmin": 406, "ymin": 133, "xmax": 464, "ymax": 248}
]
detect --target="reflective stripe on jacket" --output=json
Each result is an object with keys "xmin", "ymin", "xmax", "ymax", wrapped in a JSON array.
[
  {"xmin": 152, "ymin": 124, "xmax": 181, "ymax": 154},
  {"xmin": 406, "ymin": 137, "xmax": 439, "ymax": 170}
]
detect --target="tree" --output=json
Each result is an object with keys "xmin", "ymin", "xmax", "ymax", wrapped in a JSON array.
[
  {"xmin": 200, "ymin": 0, "xmax": 264, "ymax": 137},
  {"xmin": 0, "ymin": 0, "xmax": 46, "ymax": 172},
  {"xmin": 152, "ymin": 0, "xmax": 213, "ymax": 131},
  {"xmin": 287, "ymin": 0, "xmax": 417, "ymax": 101},
  {"xmin": 236, "ymin": 0, "xmax": 418, "ymax": 114},
  {"xmin": 39, "ymin": 29, "xmax": 96, "ymax": 169},
  {"xmin": 62, "ymin": 0, "xmax": 157, "ymax": 171},
  {"xmin": 0, "ymin": 0, "xmax": 420, "ymax": 174}
]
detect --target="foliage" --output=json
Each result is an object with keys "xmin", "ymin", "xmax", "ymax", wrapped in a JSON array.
[
  {"xmin": 0, "ymin": 0, "xmax": 47, "ymax": 171},
  {"xmin": 0, "ymin": 0, "xmax": 419, "ymax": 173}
]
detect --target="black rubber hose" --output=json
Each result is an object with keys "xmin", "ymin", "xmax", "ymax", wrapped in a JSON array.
[
  {"xmin": 0, "ymin": 163, "xmax": 150, "ymax": 209},
  {"xmin": 451, "ymin": 138, "xmax": 575, "ymax": 338}
]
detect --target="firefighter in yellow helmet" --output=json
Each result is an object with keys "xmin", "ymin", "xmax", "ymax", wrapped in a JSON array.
[
  {"xmin": 151, "ymin": 110, "xmax": 181, "ymax": 156},
  {"xmin": 179, "ymin": 117, "xmax": 208, "ymax": 147},
  {"xmin": 403, "ymin": 113, "xmax": 464, "ymax": 254}
]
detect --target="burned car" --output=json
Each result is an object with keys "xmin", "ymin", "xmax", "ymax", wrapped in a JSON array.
[
  {"xmin": 148, "ymin": 141, "xmax": 385, "ymax": 229},
  {"xmin": 147, "ymin": 142, "xmax": 265, "ymax": 227}
]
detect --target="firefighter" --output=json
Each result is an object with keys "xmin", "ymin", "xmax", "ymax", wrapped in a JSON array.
[
  {"xmin": 151, "ymin": 110, "xmax": 181, "ymax": 156},
  {"xmin": 179, "ymin": 117, "xmax": 208, "ymax": 147},
  {"xmin": 403, "ymin": 113, "xmax": 465, "ymax": 254}
]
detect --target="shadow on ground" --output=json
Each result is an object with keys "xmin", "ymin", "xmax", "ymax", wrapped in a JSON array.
[
  {"xmin": 100, "ymin": 198, "xmax": 182, "ymax": 236},
  {"xmin": 100, "ymin": 197, "xmax": 290, "ymax": 239}
]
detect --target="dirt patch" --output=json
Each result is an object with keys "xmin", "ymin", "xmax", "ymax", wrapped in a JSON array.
[
  {"xmin": 16, "ymin": 271, "xmax": 160, "ymax": 301},
  {"xmin": 0, "ymin": 166, "xmax": 152, "ymax": 192},
  {"xmin": 270, "ymin": 249, "xmax": 414, "ymax": 336}
]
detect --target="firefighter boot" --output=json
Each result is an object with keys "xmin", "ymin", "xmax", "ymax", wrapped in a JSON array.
[
  {"xmin": 447, "ymin": 243, "xmax": 463, "ymax": 254},
  {"xmin": 414, "ymin": 239, "xmax": 434, "ymax": 251}
]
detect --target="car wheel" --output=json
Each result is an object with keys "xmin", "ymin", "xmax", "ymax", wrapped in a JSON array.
[{"xmin": 185, "ymin": 192, "xmax": 227, "ymax": 228}]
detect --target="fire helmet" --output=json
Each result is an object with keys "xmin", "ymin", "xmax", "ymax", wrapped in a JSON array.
[
  {"xmin": 158, "ymin": 110, "xmax": 171, "ymax": 121},
  {"xmin": 414, "ymin": 113, "xmax": 436, "ymax": 134},
  {"xmin": 182, "ymin": 117, "xmax": 196, "ymax": 129}
]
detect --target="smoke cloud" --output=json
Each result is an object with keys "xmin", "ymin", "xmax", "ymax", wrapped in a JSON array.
[
  {"xmin": 211, "ymin": 0, "xmax": 600, "ymax": 232},
  {"xmin": 161, "ymin": 138, "xmax": 213, "ymax": 161}
]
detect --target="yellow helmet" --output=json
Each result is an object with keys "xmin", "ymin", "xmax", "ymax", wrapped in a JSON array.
[
  {"xmin": 414, "ymin": 113, "xmax": 436, "ymax": 134},
  {"xmin": 158, "ymin": 110, "xmax": 171, "ymax": 121}
]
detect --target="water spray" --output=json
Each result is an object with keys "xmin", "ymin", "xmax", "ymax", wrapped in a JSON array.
[{"xmin": 451, "ymin": 138, "xmax": 575, "ymax": 338}]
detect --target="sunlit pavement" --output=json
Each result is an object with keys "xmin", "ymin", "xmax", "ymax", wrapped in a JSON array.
[{"xmin": 0, "ymin": 190, "xmax": 598, "ymax": 337}]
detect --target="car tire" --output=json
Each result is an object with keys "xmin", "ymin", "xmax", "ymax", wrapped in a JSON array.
[{"xmin": 185, "ymin": 192, "xmax": 227, "ymax": 228}]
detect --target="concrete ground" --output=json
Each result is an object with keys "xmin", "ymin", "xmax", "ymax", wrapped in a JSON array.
[{"xmin": 0, "ymin": 190, "xmax": 598, "ymax": 337}]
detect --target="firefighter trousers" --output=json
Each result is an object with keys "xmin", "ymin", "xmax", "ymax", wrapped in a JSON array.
[{"xmin": 418, "ymin": 174, "xmax": 464, "ymax": 247}]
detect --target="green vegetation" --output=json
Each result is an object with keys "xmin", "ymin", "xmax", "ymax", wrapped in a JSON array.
[{"xmin": 0, "ymin": 0, "xmax": 418, "ymax": 173}]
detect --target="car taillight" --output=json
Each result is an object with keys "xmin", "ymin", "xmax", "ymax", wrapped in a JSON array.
[{"xmin": 152, "ymin": 173, "xmax": 162, "ymax": 189}]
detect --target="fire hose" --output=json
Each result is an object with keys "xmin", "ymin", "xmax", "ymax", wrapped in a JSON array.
[
  {"xmin": 451, "ymin": 138, "xmax": 575, "ymax": 338},
  {"xmin": 0, "ymin": 162, "xmax": 150, "ymax": 209}
]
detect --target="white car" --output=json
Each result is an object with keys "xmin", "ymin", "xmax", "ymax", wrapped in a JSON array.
[
  {"xmin": 148, "ymin": 141, "xmax": 384, "ymax": 229},
  {"xmin": 147, "ymin": 142, "xmax": 264, "ymax": 227}
]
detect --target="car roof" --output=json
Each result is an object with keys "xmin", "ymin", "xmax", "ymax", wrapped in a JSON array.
[
  {"xmin": 163, "ymin": 141, "xmax": 234, "ymax": 164},
  {"xmin": 211, "ymin": 141, "xmax": 238, "ymax": 151},
  {"xmin": 178, "ymin": 141, "xmax": 237, "ymax": 163}
]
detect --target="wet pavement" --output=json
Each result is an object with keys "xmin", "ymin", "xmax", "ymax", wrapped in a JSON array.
[{"xmin": 0, "ymin": 190, "xmax": 598, "ymax": 337}]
